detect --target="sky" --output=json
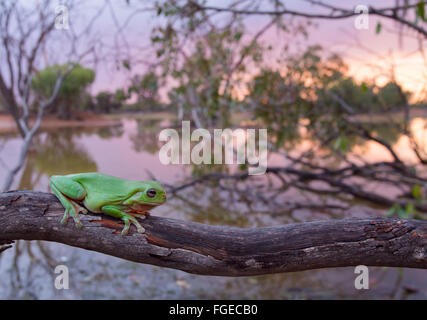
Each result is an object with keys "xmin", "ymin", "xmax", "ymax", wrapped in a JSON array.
[{"xmin": 55, "ymin": 0, "xmax": 426, "ymax": 102}]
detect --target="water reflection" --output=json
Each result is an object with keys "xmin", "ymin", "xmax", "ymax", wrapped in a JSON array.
[
  {"xmin": 36, "ymin": 131, "xmax": 97, "ymax": 176},
  {"xmin": 130, "ymin": 118, "xmax": 163, "ymax": 153},
  {"xmin": 13, "ymin": 130, "xmax": 98, "ymax": 190},
  {"xmin": 171, "ymin": 188, "xmax": 251, "ymax": 227}
]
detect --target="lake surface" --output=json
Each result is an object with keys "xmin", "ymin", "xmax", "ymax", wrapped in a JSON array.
[{"xmin": 0, "ymin": 115, "xmax": 426, "ymax": 299}]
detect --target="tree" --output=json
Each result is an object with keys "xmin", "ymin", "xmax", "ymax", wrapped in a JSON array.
[
  {"xmin": 32, "ymin": 64, "xmax": 95, "ymax": 119},
  {"xmin": 128, "ymin": 71, "xmax": 160, "ymax": 110},
  {"xmin": 90, "ymin": 90, "xmax": 125, "ymax": 114},
  {"xmin": 172, "ymin": 0, "xmax": 427, "ymax": 37},
  {"xmin": 0, "ymin": 1, "xmax": 102, "ymax": 191},
  {"xmin": 378, "ymin": 82, "xmax": 410, "ymax": 109},
  {"xmin": 144, "ymin": 2, "xmax": 427, "ymax": 218},
  {"xmin": 151, "ymin": 14, "xmax": 267, "ymax": 127}
]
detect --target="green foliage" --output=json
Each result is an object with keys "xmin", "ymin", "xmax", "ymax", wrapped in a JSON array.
[
  {"xmin": 150, "ymin": 1, "xmax": 421, "ymax": 162},
  {"xmin": 412, "ymin": 184, "xmax": 422, "ymax": 200},
  {"xmin": 326, "ymin": 77, "xmax": 378, "ymax": 112},
  {"xmin": 32, "ymin": 64, "xmax": 95, "ymax": 119},
  {"xmin": 88, "ymin": 90, "xmax": 125, "ymax": 113},
  {"xmin": 125, "ymin": 71, "xmax": 165, "ymax": 112},
  {"xmin": 122, "ymin": 60, "xmax": 131, "ymax": 70},
  {"xmin": 129, "ymin": 72, "xmax": 159, "ymax": 105},
  {"xmin": 386, "ymin": 202, "xmax": 418, "ymax": 219},
  {"xmin": 376, "ymin": 22, "xmax": 382, "ymax": 34},
  {"xmin": 333, "ymin": 136, "xmax": 349, "ymax": 153},
  {"xmin": 114, "ymin": 89, "xmax": 127, "ymax": 103},
  {"xmin": 248, "ymin": 68, "xmax": 308, "ymax": 146},
  {"xmin": 151, "ymin": 4, "xmax": 269, "ymax": 127},
  {"xmin": 162, "ymin": 26, "xmax": 253, "ymax": 126},
  {"xmin": 246, "ymin": 45, "xmax": 411, "ymax": 151},
  {"xmin": 32, "ymin": 64, "xmax": 95, "ymax": 99},
  {"xmin": 247, "ymin": 46, "xmax": 350, "ymax": 147},
  {"xmin": 417, "ymin": 1, "xmax": 426, "ymax": 21},
  {"xmin": 378, "ymin": 82, "xmax": 409, "ymax": 108}
]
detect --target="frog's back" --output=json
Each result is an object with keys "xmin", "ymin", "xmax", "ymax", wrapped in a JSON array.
[
  {"xmin": 68, "ymin": 172, "xmax": 143, "ymax": 193},
  {"xmin": 66, "ymin": 173, "xmax": 146, "ymax": 211}
]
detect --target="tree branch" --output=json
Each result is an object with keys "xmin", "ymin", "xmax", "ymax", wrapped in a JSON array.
[
  {"xmin": 0, "ymin": 191, "xmax": 426, "ymax": 276},
  {"xmin": 2, "ymin": 64, "xmax": 77, "ymax": 192},
  {"xmin": 189, "ymin": 1, "xmax": 427, "ymax": 38}
]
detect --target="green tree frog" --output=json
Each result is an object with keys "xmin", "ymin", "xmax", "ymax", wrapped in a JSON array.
[{"xmin": 50, "ymin": 172, "xmax": 167, "ymax": 236}]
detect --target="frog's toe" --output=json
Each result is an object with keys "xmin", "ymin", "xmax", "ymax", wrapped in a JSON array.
[
  {"xmin": 60, "ymin": 209, "xmax": 70, "ymax": 225},
  {"xmin": 74, "ymin": 219, "xmax": 83, "ymax": 229},
  {"xmin": 120, "ymin": 217, "xmax": 145, "ymax": 235},
  {"xmin": 121, "ymin": 217, "xmax": 131, "ymax": 236},
  {"xmin": 129, "ymin": 217, "xmax": 145, "ymax": 234},
  {"xmin": 121, "ymin": 225, "xmax": 130, "ymax": 236}
]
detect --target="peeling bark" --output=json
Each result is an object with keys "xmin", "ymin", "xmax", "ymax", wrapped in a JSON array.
[{"xmin": 0, "ymin": 191, "xmax": 426, "ymax": 276}]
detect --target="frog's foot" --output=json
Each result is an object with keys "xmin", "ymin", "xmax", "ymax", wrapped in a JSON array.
[
  {"xmin": 121, "ymin": 215, "xmax": 145, "ymax": 236},
  {"xmin": 50, "ymin": 177, "xmax": 87, "ymax": 229},
  {"xmin": 60, "ymin": 200, "xmax": 86, "ymax": 229},
  {"xmin": 50, "ymin": 176, "xmax": 88, "ymax": 229},
  {"xmin": 101, "ymin": 205, "xmax": 146, "ymax": 236}
]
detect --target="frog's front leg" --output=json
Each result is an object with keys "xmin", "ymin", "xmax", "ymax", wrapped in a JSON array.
[
  {"xmin": 101, "ymin": 205, "xmax": 145, "ymax": 236},
  {"xmin": 50, "ymin": 176, "xmax": 87, "ymax": 229}
]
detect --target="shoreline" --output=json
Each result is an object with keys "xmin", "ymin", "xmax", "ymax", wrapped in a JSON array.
[
  {"xmin": 0, "ymin": 113, "xmax": 123, "ymax": 134},
  {"xmin": 1, "ymin": 108, "xmax": 426, "ymax": 135}
]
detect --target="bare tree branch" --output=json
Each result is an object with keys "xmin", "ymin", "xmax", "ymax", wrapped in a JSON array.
[
  {"xmin": 2, "ymin": 63, "xmax": 77, "ymax": 192},
  {"xmin": 187, "ymin": 0, "xmax": 427, "ymax": 37},
  {"xmin": 0, "ymin": 1, "xmax": 99, "ymax": 191},
  {"xmin": 0, "ymin": 191, "xmax": 425, "ymax": 275}
]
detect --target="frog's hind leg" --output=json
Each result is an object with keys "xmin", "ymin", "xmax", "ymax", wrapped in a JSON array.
[{"xmin": 50, "ymin": 176, "xmax": 87, "ymax": 229}]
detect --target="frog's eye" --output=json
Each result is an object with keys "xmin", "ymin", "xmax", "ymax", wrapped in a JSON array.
[{"xmin": 146, "ymin": 188, "xmax": 157, "ymax": 198}]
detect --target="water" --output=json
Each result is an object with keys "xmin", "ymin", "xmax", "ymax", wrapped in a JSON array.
[{"xmin": 0, "ymin": 115, "xmax": 426, "ymax": 299}]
